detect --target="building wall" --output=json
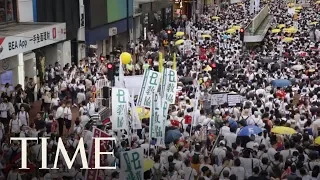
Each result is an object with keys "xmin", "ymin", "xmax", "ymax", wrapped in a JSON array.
[
  {"xmin": 18, "ymin": 0, "xmax": 34, "ymax": 22},
  {"xmin": 43, "ymin": 41, "xmax": 72, "ymax": 67}
]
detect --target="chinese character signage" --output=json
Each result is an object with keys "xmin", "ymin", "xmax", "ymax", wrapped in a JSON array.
[
  {"xmin": 150, "ymin": 93, "xmax": 164, "ymax": 144},
  {"xmin": 111, "ymin": 87, "xmax": 129, "ymax": 130},
  {"xmin": 161, "ymin": 68, "xmax": 178, "ymax": 104},
  {"xmin": 137, "ymin": 69, "xmax": 161, "ymax": 108},
  {"xmin": 120, "ymin": 148, "xmax": 144, "ymax": 180},
  {"xmin": 0, "ymin": 23, "xmax": 66, "ymax": 59},
  {"xmin": 85, "ymin": 128, "xmax": 110, "ymax": 180}
]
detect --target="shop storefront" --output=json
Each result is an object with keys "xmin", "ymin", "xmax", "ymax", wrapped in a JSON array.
[
  {"xmin": 0, "ymin": 23, "xmax": 67, "ymax": 88},
  {"xmin": 151, "ymin": 0, "xmax": 174, "ymax": 33},
  {"xmin": 84, "ymin": 0, "xmax": 133, "ymax": 55},
  {"xmin": 139, "ymin": 2, "xmax": 152, "ymax": 40}
]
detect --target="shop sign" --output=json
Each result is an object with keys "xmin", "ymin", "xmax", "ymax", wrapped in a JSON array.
[
  {"xmin": 0, "ymin": 23, "xmax": 66, "ymax": 60},
  {"xmin": 109, "ymin": 27, "xmax": 118, "ymax": 36}
]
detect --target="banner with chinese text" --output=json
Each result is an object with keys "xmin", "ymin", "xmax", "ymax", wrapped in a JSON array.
[
  {"xmin": 120, "ymin": 148, "xmax": 144, "ymax": 180},
  {"xmin": 137, "ymin": 69, "xmax": 161, "ymax": 108},
  {"xmin": 111, "ymin": 87, "xmax": 130, "ymax": 130},
  {"xmin": 150, "ymin": 92, "xmax": 165, "ymax": 144},
  {"xmin": 85, "ymin": 128, "xmax": 111, "ymax": 180},
  {"xmin": 161, "ymin": 68, "xmax": 178, "ymax": 104}
]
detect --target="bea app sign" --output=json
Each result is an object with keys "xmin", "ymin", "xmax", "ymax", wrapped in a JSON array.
[{"xmin": 0, "ymin": 23, "xmax": 66, "ymax": 59}]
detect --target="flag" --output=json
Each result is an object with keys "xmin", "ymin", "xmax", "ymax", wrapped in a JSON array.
[
  {"xmin": 159, "ymin": 52, "xmax": 163, "ymax": 73},
  {"xmin": 173, "ymin": 53, "xmax": 177, "ymax": 70}
]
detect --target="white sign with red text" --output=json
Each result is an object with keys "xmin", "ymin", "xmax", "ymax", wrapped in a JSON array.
[{"xmin": 0, "ymin": 23, "xmax": 66, "ymax": 59}]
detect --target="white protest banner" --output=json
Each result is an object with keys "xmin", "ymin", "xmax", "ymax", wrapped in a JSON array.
[
  {"xmin": 162, "ymin": 68, "xmax": 178, "ymax": 104},
  {"xmin": 210, "ymin": 93, "xmax": 228, "ymax": 105},
  {"xmin": 137, "ymin": 69, "xmax": 161, "ymax": 108},
  {"xmin": 227, "ymin": 94, "xmax": 242, "ymax": 106},
  {"xmin": 85, "ymin": 128, "xmax": 111, "ymax": 180},
  {"xmin": 150, "ymin": 93, "xmax": 164, "ymax": 144},
  {"xmin": 183, "ymin": 40, "xmax": 192, "ymax": 54},
  {"xmin": 112, "ymin": 87, "xmax": 130, "ymax": 130},
  {"xmin": 120, "ymin": 148, "xmax": 144, "ymax": 180},
  {"xmin": 130, "ymin": 91, "xmax": 142, "ymax": 130}
]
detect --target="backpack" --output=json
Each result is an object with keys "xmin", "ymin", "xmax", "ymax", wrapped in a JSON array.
[
  {"xmin": 271, "ymin": 162, "xmax": 282, "ymax": 178},
  {"xmin": 10, "ymin": 147, "xmax": 19, "ymax": 162},
  {"xmin": 152, "ymin": 164, "xmax": 162, "ymax": 180},
  {"xmin": 259, "ymin": 164, "xmax": 270, "ymax": 176}
]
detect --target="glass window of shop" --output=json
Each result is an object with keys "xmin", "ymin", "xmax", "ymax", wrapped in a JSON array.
[{"xmin": 0, "ymin": 0, "xmax": 16, "ymax": 23}]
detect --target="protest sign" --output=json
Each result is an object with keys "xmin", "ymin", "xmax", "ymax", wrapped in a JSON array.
[
  {"xmin": 210, "ymin": 93, "xmax": 228, "ymax": 105},
  {"xmin": 162, "ymin": 68, "xmax": 178, "ymax": 104},
  {"xmin": 150, "ymin": 93, "xmax": 164, "ymax": 144},
  {"xmin": 227, "ymin": 94, "xmax": 242, "ymax": 106},
  {"xmin": 85, "ymin": 128, "xmax": 110, "ymax": 180},
  {"xmin": 120, "ymin": 148, "xmax": 144, "ymax": 180},
  {"xmin": 130, "ymin": 91, "xmax": 142, "ymax": 130},
  {"xmin": 112, "ymin": 87, "xmax": 130, "ymax": 130},
  {"xmin": 137, "ymin": 69, "xmax": 161, "ymax": 108}
]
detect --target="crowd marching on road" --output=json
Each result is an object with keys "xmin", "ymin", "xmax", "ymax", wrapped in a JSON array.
[{"xmin": 0, "ymin": 0, "xmax": 320, "ymax": 180}]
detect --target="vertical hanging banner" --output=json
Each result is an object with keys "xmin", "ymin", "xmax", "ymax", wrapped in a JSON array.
[
  {"xmin": 120, "ymin": 148, "xmax": 144, "ymax": 180},
  {"xmin": 130, "ymin": 91, "xmax": 142, "ymax": 130},
  {"xmin": 112, "ymin": 87, "xmax": 130, "ymax": 130},
  {"xmin": 85, "ymin": 128, "xmax": 111, "ymax": 180},
  {"xmin": 137, "ymin": 69, "xmax": 161, "ymax": 108},
  {"xmin": 173, "ymin": 53, "xmax": 177, "ymax": 70},
  {"xmin": 150, "ymin": 93, "xmax": 165, "ymax": 144},
  {"xmin": 159, "ymin": 52, "xmax": 163, "ymax": 73},
  {"xmin": 162, "ymin": 68, "xmax": 178, "ymax": 104}
]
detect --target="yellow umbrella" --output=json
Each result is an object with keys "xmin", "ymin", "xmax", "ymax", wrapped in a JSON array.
[
  {"xmin": 295, "ymin": 9, "xmax": 300, "ymax": 13},
  {"xmin": 315, "ymin": 137, "xmax": 320, "ymax": 145},
  {"xmin": 308, "ymin": 69, "xmax": 315, "ymax": 73},
  {"xmin": 202, "ymin": 34, "xmax": 212, "ymax": 38},
  {"xmin": 310, "ymin": 21, "xmax": 318, "ymax": 25},
  {"xmin": 278, "ymin": 24, "xmax": 286, "ymax": 29},
  {"xmin": 212, "ymin": 16, "xmax": 220, "ymax": 20},
  {"xmin": 271, "ymin": 126, "xmax": 296, "ymax": 135},
  {"xmin": 175, "ymin": 39, "xmax": 184, "ymax": 46},
  {"xmin": 283, "ymin": 27, "xmax": 298, "ymax": 33},
  {"xmin": 175, "ymin": 31, "xmax": 184, "ymax": 36},
  {"xmin": 135, "ymin": 107, "xmax": 150, "ymax": 119},
  {"xmin": 232, "ymin": 25, "xmax": 241, "ymax": 30},
  {"xmin": 295, "ymin": 6, "xmax": 303, "ymax": 10},
  {"xmin": 271, "ymin": 29, "xmax": 281, "ymax": 33},
  {"xmin": 203, "ymin": 65, "xmax": 212, "ymax": 71},
  {"xmin": 316, "ymin": 1, "xmax": 320, "ymax": 4},
  {"xmin": 283, "ymin": 37, "xmax": 294, "ymax": 42},
  {"xmin": 287, "ymin": 3, "xmax": 295, "ymax": 7},
  {"xmin": 226, "ymin": 28, "xmax": 236, "ymax": 34},
  {"xmin": 144, "ymin": 159, "xmax": 154, "ymax": 172}
]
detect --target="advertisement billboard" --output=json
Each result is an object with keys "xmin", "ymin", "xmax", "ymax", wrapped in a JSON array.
[{"xmin": 107, "ymin": 0, "xmax": 133, "ymax": 23}]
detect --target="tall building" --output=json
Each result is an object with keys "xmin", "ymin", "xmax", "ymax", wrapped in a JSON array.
[{"xmin": 0, "ymin": 0, "xmax": 74, "ymax": 89}]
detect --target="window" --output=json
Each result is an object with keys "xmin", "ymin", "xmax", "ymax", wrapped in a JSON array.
[{"xmin": 0, "ymin": 0, "xmax": 16, "ymax": 23}]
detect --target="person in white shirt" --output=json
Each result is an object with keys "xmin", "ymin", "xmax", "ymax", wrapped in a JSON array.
[
  {"xmin": 86, "ymin": 97, "xmax": 96, "ymax": 117},
  {"xmin": 55, "ymin": 102, "xmax": 66, "ymax": 136},
  {"xmin": 212, "ymin": 141, "xmax": 227, "ymax": 166},
  {"xmin": 0, "ymin": 121, "xmax": 5, "ymax": 143},
  {"xmin": 18, "ymin": 106, "xmax": 29, "ymax": 126},
  {"xmin": 0, "ymin": 98, "xmax": 8, "ymax": 126},
  {"xmin": 9, "ymin": 113, "xmax": 22, "ymax": 136},
  {"xmin": 64, "ymin": 102, "xmax": 72, "ymax": 135},
  {"xmin": 50, "ymin": 94, "xmax": 60, "ymax": 113},
  {"xmin": 230, "ymin": 159, "xmax": 246, "ymax": 180},
  {"xmin": 77, "ymin": 89, "xmax": 86, "ymax": 105}
]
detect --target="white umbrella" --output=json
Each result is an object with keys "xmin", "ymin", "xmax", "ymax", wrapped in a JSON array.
[{"xmin": 291, "ymin": 65, "xmax": 305, "ymax": 71}]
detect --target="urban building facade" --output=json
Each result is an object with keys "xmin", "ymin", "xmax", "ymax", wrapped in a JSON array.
[{"xmin": 0, "ymin": 0, "xmax": 71, "ymax": 89}]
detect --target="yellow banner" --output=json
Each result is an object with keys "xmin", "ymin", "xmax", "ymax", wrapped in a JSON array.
[
  {"xmin": 159, "ymin": 52, "xmax": 163, "ymax": 73},
  {"xmin": 173, "ymin": 53, "xmax": 177, "ymax": 70}
]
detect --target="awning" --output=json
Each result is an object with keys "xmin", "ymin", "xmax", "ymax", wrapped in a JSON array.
[{"xmin": 0, "ymin": 22, "xmax": 66, "ymax": 60}]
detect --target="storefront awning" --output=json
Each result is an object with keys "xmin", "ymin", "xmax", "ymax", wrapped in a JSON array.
[{"xmin": 0, "ymin": 22, "xmax": 66, "ymax": 60}]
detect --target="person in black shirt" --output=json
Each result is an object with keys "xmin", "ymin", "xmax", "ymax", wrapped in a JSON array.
[{"xmin": 34, "ymin": 112, "xmax": 46, "ymax": 131}]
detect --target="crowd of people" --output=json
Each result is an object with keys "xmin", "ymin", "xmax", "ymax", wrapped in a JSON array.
[{"xmin": 0, "ymin": 0, "xmax": 319, "ymax": 179}]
